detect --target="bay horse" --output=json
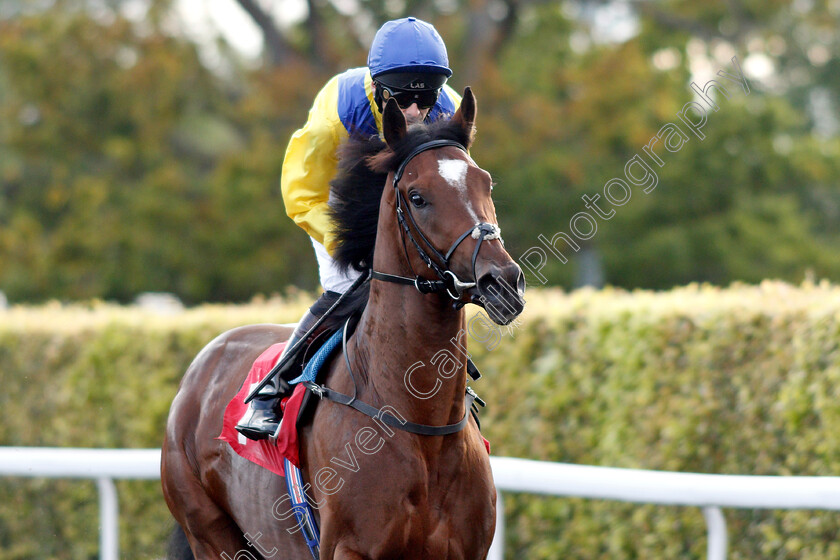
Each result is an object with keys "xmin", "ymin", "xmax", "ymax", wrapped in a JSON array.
[{"xmin": 162, "ymin": 88, "xmax": 525, "ymax": 560}]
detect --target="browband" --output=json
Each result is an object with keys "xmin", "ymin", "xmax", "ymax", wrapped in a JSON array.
[{"xmin": 392, "ymin": 139, "xmax": 467, "ymax": 187}]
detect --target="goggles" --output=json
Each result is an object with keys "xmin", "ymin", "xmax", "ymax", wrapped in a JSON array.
[{"xmin": 377, "ymin": 83, "xmax": 441, "ymax": 110}]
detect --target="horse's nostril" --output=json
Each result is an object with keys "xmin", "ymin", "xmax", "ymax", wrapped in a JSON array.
[
  {"xmin": 476, "ymin": 272, "xmax": 496, "ymax": 294},
  {"xmin": 475, "ymin": 264, "xmax": 526, "ymax": 325},
  {"xmin": 477, "ymin": 265, "xmax": 526, "ymax": 300}
]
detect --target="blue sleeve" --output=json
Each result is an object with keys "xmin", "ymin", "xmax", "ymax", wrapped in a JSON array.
[{"xmin": 336, "ymin": 68, "xmax": 378, "ymax": 136}]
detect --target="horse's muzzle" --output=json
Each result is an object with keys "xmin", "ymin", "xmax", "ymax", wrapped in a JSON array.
[{"xmin": 473, "ymin": 261, "xmax": 526, "ymax": 325}]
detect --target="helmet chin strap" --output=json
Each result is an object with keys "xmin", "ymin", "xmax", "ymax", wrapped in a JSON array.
[{"xmin": 372, "ymin": 82, "xmax": 386, "ymax": 113}]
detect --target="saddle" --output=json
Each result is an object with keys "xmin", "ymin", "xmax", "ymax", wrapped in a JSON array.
[{"xmin": 216, "ymin": 328, "xmax": 342, "ymax": 477}]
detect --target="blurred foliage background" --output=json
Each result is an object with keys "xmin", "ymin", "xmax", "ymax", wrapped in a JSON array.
[{"xmin": 0, "ymin": 0, "xmax": 838, "ymax": 304}]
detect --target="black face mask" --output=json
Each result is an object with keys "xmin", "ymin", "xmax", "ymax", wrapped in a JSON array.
[{"xmin": 374, "ymin": 82, "xmax": 441, "ymax": 111}]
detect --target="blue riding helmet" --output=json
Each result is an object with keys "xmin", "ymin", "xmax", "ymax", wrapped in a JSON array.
[{"xmin": 367, "ymin": 17, "xmax": 453, "ymax": 79}]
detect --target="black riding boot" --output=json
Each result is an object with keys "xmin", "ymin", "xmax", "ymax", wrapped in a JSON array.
[
  {"xmin": 235, "ymin": 311, "xmax": 318, "ymax": 441},
  {"xmin": 235, "ymin": 291, "xmax": 340, "ymax": 441}
]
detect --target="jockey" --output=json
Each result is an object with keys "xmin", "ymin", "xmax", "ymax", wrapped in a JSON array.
[{"xmin": 237, "ymin": 17, "xmax": 462, "ymax": 441}]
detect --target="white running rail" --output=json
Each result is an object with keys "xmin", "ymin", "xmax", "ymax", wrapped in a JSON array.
[
  {"xmin": 2, "ymin": 448, "xmax": 840, "ymax": 560},
  {"xmin": 0, "ymin": 448, "xmax": 160, "ymax": 560}
]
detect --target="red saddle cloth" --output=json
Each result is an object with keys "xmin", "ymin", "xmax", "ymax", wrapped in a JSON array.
[
  {"xmin": 217, "ymin": 342, "xmax": 304, "ymax": 477},
  {"xmin": 218, "ymin": 343, "xmax": 492, "ymax": 478}
]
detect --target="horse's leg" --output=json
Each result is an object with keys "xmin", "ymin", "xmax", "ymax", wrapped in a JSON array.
[
  {"xmin": 182, "ymin": 508, "xmax": 253, "ymax": 560},
  {"xmin": 162, "ymin": 448, "xmax": 255, "ymax": 559},
  {"xmin": 164, "ymin": 324, "xmax": 297, "ymax": 559}
]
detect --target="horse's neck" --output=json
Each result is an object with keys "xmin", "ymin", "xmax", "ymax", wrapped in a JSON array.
[{"xmin": 350, "ymin": 282, "xmax": 468, "ymax": 426}]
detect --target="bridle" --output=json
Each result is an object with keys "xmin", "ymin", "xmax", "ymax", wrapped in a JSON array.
[
  {"xmin": 370, "ymin": 139, "xmax": 502, "ymax": 302},
  {"xmin": 246, "ymin": 141, "xmax": 499, "ymax": 403},
  {"xmin": 265, "ymin": 140, "xmax": 495, "ymax": 440}
]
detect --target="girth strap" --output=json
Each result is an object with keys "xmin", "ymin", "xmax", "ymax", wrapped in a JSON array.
[
  {"xmin": 284, "ymin": 458, "xmax": 320, "ymax": 559},
  {"xmin": 303, "ymin": 381, "xmax": 477, "ymax": 436}
]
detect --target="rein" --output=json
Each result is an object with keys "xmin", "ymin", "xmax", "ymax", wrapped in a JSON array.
[
  {"xmin": 372, "ymin": 139, "xmax": 502, "ymax": 301},
  {"xmin": 304, "ymin": 319, "xmax": 480, "ymax": 436}
]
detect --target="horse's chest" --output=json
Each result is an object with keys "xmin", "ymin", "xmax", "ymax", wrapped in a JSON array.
[
  {"xmin": 334, "ymin": 458, "xmax": 495, "ymax": 559},
  {"xmin": 306, "ymin": 415, "xmax": 495, "ymax": 558},
  {"xmin": 359, "ymin": 492, "xmax": 488, "ymax": 559}
]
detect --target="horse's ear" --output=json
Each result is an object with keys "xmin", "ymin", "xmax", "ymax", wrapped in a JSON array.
[
  {"xmin": 451, "ymin": 87, "xmax": 477, "ymax": 148},
  {"xmin": 382, "ymin": 97, "xmax": 407, "ymax": 147}
]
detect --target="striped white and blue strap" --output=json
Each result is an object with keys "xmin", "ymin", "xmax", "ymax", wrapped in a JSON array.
[{"xmin": 284, "ymin": 458, "xmax": 321, "ymax": 559}]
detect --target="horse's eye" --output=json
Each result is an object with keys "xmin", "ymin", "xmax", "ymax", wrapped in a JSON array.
[{"xmin": 408, "ymin": 191, "xmax": 427, "ymax": 208}]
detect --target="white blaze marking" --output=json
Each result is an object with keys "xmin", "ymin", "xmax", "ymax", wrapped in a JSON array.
[
  {"xmin": 438, "ymin": 158, "xmax": 479, "ymax": 221},
  {"xmin": 438, "ymin": 159, "xmax": 468, "ymax": 191}
]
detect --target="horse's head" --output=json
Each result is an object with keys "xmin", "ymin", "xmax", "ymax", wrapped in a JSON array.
[{"xmin": 370, "ymin": 88, "xmax": 525, "ymax": 325}]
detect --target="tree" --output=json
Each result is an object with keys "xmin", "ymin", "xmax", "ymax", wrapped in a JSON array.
[
  {"xmin": 1, "ymin": 0, "xmax": 838, "ymax": 302},
  {"xmin": 469, "ymin": 1, "xmax": 840, "ymax": 288},
  {"xmin": 0, "ymin": 7, "xmax": 321, "ymax": 302}
]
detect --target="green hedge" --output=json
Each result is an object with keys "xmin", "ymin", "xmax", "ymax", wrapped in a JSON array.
[{"xmin": 1, "ymin": 283, "xmax": 839, "ymax": 559}]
